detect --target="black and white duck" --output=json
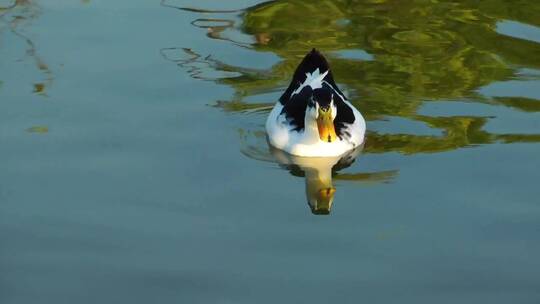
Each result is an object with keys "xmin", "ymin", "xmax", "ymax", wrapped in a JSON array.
[{"xmin": 266, "ymin": 49, "xmax": 366, "ymax": 157}]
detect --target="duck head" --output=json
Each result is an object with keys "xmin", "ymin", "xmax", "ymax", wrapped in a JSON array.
[{"xmin": 306, "ymin": 86, "xmax": 338, "ymax": 143}]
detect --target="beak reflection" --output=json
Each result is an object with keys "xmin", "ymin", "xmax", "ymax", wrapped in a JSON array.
[{"xmin": 310, "ymin": 187, "xmax": 336, "ymax": 215}]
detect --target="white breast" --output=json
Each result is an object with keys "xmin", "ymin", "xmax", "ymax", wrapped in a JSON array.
[{"xmin": 266, "ymin": 101, "xmax": 366, "ymax": 157}]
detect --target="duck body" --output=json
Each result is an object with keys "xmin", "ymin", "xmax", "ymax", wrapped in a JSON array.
[{"xmin": 266, "ymin": 49, "xmax": 366, "ymax": 157}]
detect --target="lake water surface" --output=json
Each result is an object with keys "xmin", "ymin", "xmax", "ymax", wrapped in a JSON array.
[{"xmin": 1, "ymin": 0, "xmax": 540, "ymax": 303}]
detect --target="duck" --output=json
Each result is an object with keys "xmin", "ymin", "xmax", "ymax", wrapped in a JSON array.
[{"xmin": 266, "ymin": 49, "xmax": 366, "ymax": 157}]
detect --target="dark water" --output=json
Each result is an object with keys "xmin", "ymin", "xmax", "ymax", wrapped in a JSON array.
[{"xmin": 1, "ymin": 0, "xmax": 540, "ymax": 303}]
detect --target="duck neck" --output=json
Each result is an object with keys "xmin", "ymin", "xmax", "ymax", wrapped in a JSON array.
[
  {"xmin": 304, "ymin": 165, "xmax": 332, "ymax": 186},
  {"xmin": 303, "ymin": 116, "xmax": 320, "ymax": 142}
]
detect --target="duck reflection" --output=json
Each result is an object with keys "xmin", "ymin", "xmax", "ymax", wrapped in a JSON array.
[
  {"xmin": 270, "ymin": 146, "xmax": 361, "ymax": 215},
  {"xmin": 239, "ymin": 129, "xmax": 396, "ymax": 215}
]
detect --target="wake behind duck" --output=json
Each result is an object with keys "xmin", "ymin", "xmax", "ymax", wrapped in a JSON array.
[{"xmin": 266, "ymin": 49, "xmax": 366, "ymax": 157}]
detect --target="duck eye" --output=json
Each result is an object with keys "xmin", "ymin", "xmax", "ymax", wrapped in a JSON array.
[
  {"xmin": 308, "ymin": 97, "xmax": 316, "ymax": 108},
  {"xmin": 319, "ymin": 104, "xmax": 330, "ymax": 112}
]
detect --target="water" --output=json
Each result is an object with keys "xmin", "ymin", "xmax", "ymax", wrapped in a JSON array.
[{"xmin": 1, "ymin": 0, "xmax": 539, "ymax": 303}]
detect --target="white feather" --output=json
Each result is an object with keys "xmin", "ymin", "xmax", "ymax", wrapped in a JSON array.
[{"xmin": 291, "ymin": 68, "xmax": 329, "ymax": 97}]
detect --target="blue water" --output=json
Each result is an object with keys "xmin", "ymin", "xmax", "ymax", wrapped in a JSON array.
[{"xmin": 1, "ymin": 1, "xmax": 539, "ymax": 303}]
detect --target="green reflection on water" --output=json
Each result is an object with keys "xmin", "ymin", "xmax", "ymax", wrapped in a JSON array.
[
  {"xmin": 0, "ymin": 0, "xmax": 53, "ymax": 96},
  {"xmin": 163, "ymin": 0, "xmax": 540, "ymax": 155}
]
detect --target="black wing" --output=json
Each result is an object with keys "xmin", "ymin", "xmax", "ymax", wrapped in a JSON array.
[{"xmin": 280, "ymin": 86, "xmax": 313, "ymax": 132}]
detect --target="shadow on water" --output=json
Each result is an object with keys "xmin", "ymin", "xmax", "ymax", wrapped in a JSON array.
[
  {"xmin": 161, "ymin": 0, "xmax": 540, "ymax": 213},
  {"xmin": 0, "ymin": 0, "xmax": 53, "ymax": 95}
]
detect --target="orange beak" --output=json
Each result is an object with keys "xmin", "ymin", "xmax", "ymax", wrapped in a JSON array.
[{"xmin": 317, "ymin": 107, "xmax": 337, "ymax": 143}]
